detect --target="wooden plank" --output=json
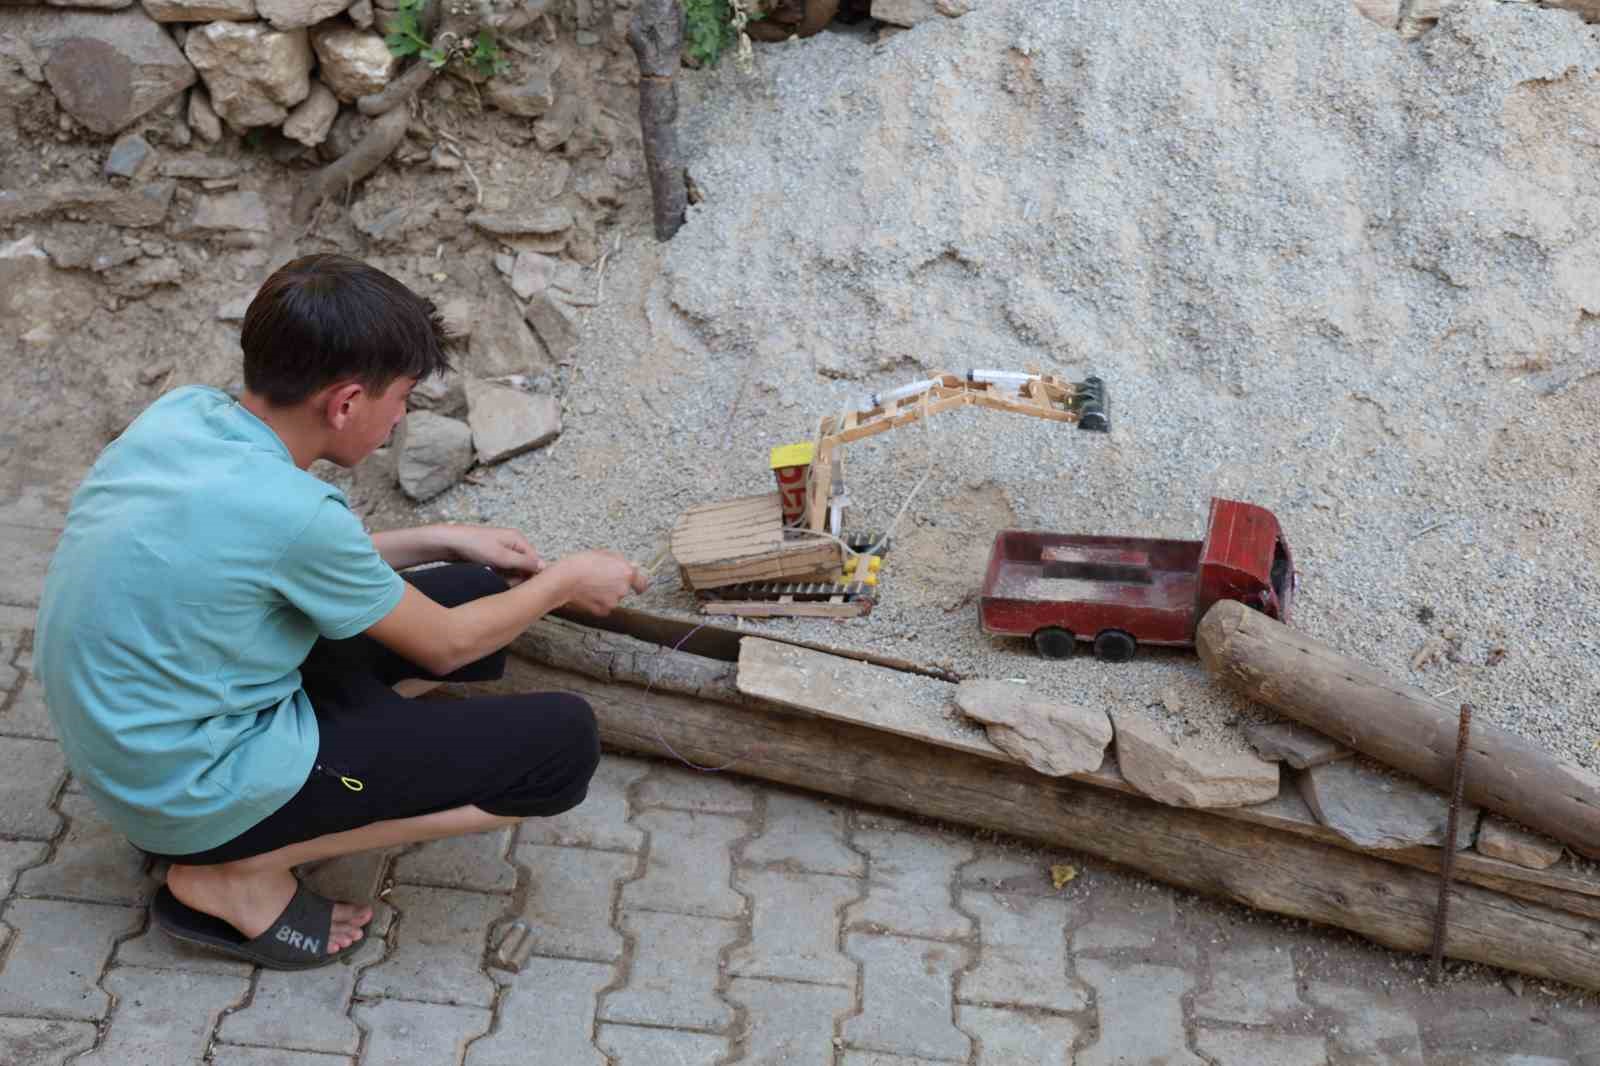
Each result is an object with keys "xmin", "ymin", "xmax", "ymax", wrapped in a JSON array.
[
  {"xmin": 1198, "ymin": 600, "xmax": 1600, "ymax": 860},
  {"xmin": 476, "ymin": 649, "xmax": 1600, "ymax": 992},
  {"xmin": 738, "ymin": 636, "xmax": 1028, "ymax": 761}
]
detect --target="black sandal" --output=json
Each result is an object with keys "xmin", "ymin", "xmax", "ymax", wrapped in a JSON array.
[{"xmin": 151, "ymin": 882, "xmax": 364, "ymax": 970}]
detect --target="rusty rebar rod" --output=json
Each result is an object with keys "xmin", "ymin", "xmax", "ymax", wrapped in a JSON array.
[{"xmin": 1430, "ymin": 702, "xmax": 1473, "ymax": 984}]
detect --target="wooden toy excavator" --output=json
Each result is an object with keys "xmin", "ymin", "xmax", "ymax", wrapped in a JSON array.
[{"xmin": 669, "ymin": 370, "xmax": 1110, "ymax": 617}]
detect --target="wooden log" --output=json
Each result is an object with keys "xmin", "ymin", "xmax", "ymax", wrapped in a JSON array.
[
  {"xmin": 627, "ymin": 0, "xmax": 687, "ymax": 241},
  {"xmin": 1197, "ymin": 599, "xmax": 1600, "ymax": 860},
  {"xmin": 471, "ymin": 649, "xmax": 1600, "ymax": 991},
  {"xmin": 513, "ymin": 618, "xmax": 1600, "ymax": 918}
]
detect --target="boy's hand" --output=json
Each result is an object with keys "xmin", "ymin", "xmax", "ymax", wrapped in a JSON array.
[
  {"xmin": 548, "ymin": 550, "xmax": 650, "ymax": 616},
  {"xmin": 448, "ymin": 525, "xmax": 545, "ymax": 584}
]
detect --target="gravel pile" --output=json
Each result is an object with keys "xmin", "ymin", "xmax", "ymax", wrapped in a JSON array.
[{"xmin": 437, "ymin": 0, "xmax": 1600, "ymax": 772}]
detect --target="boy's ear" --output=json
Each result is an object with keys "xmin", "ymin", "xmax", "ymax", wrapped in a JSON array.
[{"xmin": 322, "ymin": 382, "xmax": 366, "ymax": 430}]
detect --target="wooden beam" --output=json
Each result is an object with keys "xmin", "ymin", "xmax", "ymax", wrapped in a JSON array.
[
  {"xmin": 1198, "ymin": 600, "xmax": 1600, "ymax": 860},
  {"xmin": 475, "ymin": 646, "xmax": 1600, "ymax": 991},
  {"xmin": 512, "ymin": 620, "xmax": 1600, "ymax": 916}
]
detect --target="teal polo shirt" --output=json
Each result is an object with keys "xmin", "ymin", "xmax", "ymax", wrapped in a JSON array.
[{"xmin": 36, "ymin": 386, "xmax": 405, "ymax": 856}]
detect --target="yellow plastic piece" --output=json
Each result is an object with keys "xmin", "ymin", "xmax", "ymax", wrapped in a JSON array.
[
  {"xmin": 843, "ymin": 556, "xmax": 859, "ymax": 572},
  {"xmin": 867, "ymin": 556, "xmax": 883, "ymax": 572},
  {"xmin": 769, "ymin": 442, "xmax": 816, "ymax": 469},
  {"xmin": 862, "ymin": 572, "xmax": 879, "ymax": 587}
]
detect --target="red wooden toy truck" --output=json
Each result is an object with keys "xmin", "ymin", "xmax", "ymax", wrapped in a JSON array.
[{"xmin": 979, "ymin": 498, "xmax": 1295, "ymax": 661}]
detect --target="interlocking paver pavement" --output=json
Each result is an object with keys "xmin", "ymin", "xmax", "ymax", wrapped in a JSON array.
[
  {"xmin": 508, "ymin": 843, "xmax": 633, "ymax": 961},
  {"xmin": 0, "ymin": 1016, "xmax": 98, "ymax": 1066},
  {"xmin": 390, "ymin": 830, "xmax": 517, "ymax": 893},
  {"xmin": 728, "ymin": 975, "xmax": 852, "ymax": 1065},
  {"xmin": 4, "ymin": 596, "xmax": 1600, "ymax": 1064},
  {"xmin": 77, "ymin": 967, "xmax": 250, "ymax": 1066},
  {"xmin": 470, "ymin": 956, "xmax": 613, "ymax": 1066},
  {"xmin": 357, "ymin": 885, "xmax": 500, "ymax": 1007},
  {"xmin": 0, "ymin": 736, "xmax": 66, "ymax": 839},
  {"xmin": 599, "ymin": 908, "xmax": 739, "ymax": 1029},
  {"xmin": 0, "ymin": 899, "xmax": 141, "ymax": 1019}
]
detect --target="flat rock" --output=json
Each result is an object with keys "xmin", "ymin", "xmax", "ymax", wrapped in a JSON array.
[
  {"xmin": 158, "ymin": 154, "xmax": 241, "ymax": 180},
  {"xmin": 397, "ymin": 411, "xmax": 474, "ymax": 501},
  {"xmin": 188, "ymin": 190, "xmax": 272, "ymax": 242},
  {"xmin": 0, "ymin": 180, "xmax": 174, "ymax": 227},
  {"xmin": 466, "ymin": 379, "xmax": 562, "ymax": 465},
  {"xmin": 468, "ymin": 206, "xmax": 574, "ymax": 238},
  {"xmin": 13, "ymin": 7, "xmax": 196, "ymax": 135},
  {"xmin": 1298, "ymin": 759, "xmax": 1479, "ymax": 850},
  {"xmin": 955, "ymin": 679, "xmax": 1111, "ymax": 776},
  {"xmin": 1112, "ymin": 712, "xmax": 1279, "ymax": 808},
  {"xmin": 185, "ymin": 20, "xmax": 312, "ymax": 129},
  {"xmin": 140, "ymin": 0, "xmax": 257, "ymax": 19},
  {"xmin": 509, "ymin": 250, "xmax": 557, "ymax": 301},
  {"xmin": 471, "ymin": 292, "xmax": 548, "ymax": 378},
  {"xmin": 283, "ymin": 80, "xmax": 338, "ymax": 146},
  {"xmin": 1476, "ymin": 813, "xmax": 1564, "ymax": 869},
  {"xmin": 523, "ymin": 288, "xmax": 580, "ymax": 361},
  {"xmin": 1244, "ymin": 720, "xmax": 1352, "ymax": 769},
  {"xmin": 351, "ymin": 198, "xmax": 436, "ymax": 242},
  {"xmin": 257, "ymin": 0, "xmax": 352, "ymax": 29},
  {"xmin": 310, "ymin": 21, "xmax": 395, "ymax": 102}
]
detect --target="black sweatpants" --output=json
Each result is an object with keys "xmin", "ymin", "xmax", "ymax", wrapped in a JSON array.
[{"xmin": 154, "ymin": 564, "xmax": 600, "ymax": 865}]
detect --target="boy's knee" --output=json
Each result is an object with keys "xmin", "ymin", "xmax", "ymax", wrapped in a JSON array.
[{"xmin": 546, "ymin": 693, "xmax": 600, "ymax": 776}]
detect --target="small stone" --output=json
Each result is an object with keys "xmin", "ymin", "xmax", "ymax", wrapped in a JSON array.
[
  {"xmin": 408, "ymin": 370, "xmax": 466, "ymax": 416},
  {"xmin": 140, "ymin": 0, "xmax": 258, "ymax": 19},
  {"xmin": 1476, "ymin": 814, "xmax": 1563, "ymax": 870},
  {"xmin": 282, "ymin": 80, "xmax": 338, "ymax": 146},
  {"xmin": 509, "ymin": 250, "xmax": 556, "ymax": 301},
  {"xmin": 955, "ymin": 679, "xmax": 1112, "ymax": 776},
  {"xmin": 166, "ymin": 119, "xmax": 192, "ymax": 147},
  {"xmin": 1503, "ymin": 974, "xmax": 1524, "ymax": 998},
  {"xmin": 468, "ymin": 206, "xmax": 574, "ymax": 238},
  {"xmin": 1353, "ymin": 0, "xmax": 1400, "ymax": 27},
  {"xmin": 185, "ymin": 21, "xmax": 313, "ymax": 129},
  {"xmin": 396, "ymin": 411, "xmax": 474, "ymax": 501},
  {"xmin": 494, "ymin": 252, "xmax": 515, "ymax": 276},
  {"xmin": 1244, "ymin": 720, "xmax": 1353, "ymax": 769},
  {"xmin": 437, "ymin": 296, "xmax": 474, "ymax": 341},
  {"xmin": 348, "ymin": 0, "xmax": 373, "ymax": 26},
  {"xmin": 430, "ymin": 144, "xmax": 461, "ymax": 170},
  {"xmin": 466, "ymin": 378, "xmax": 562, "ymax": 464},
  {"xmin": 532, "ymin": 95, "xmax": 578, "ymax": 151},
  {"xmin": 486, "ymin": 60, "xmax": 557, "ymax": 117},
  {"xmin": 351, "ymin": 198, "xmax": 436, "ymax": 243},
  {"xmin": 523, "ymin": 289, "xmax": 580, "ymax": 361},
  {"xmin": 187, "ymin": 86, "xmax": 223, "ymax": 143},
  {"xmin": 1299, "ymin": 759, "xmax": 1479, "ymax": 850},
  {"xmin": 103, "ymin": 132, "xmax": 154, "ymax": 179},
  {"xmin": 159, "ymin": 155, "xmax": 241, "ymax": 180},
  {"xmin": 1113, "ymin": 712, "xmax": 1280, "ymax": 808},
  {"xmin": 310, "ymin": 22, "xmax": 397, "ymax": 102},
  {"xmin": 257, "ymin": 0, "xmax": 355, "ymax": 30},
  {"xmin": 575, "ymin": 28, "xmax": 600, "ymax": 45}
]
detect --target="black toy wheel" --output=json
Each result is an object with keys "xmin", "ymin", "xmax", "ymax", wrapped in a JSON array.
[
  {"xmin": 1032, "ymin": 627, "xmax": 1076, "ymax": 660},
  {"xmin": 1093, "ymin": 629, "xmax": 1137, "ymax": 662}
]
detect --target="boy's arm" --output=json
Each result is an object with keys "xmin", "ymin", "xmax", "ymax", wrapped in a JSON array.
[
  {"xmin": 364, "ymin": 550, "xmax": 648, "ymax": 676},
  {"xmin": 372, "ymin": 524, "xmax": 543, "ymax": 577}
]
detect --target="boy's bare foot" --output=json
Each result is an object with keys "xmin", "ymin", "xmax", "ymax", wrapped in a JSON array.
[{"xmin": 166, "ymin": 862, "xmax": 372, "ymax": 954}]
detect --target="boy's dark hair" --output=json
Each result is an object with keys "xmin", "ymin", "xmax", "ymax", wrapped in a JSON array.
[{"xmin": 241, "ymin": 254, "xmax": 455, "ymax": 406}]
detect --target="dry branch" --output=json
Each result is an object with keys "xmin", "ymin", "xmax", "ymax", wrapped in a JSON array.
[
  {"xmin": 627, "ymin": 0, "xmax": 688, "ymax": 240},
  {"xmin": 292, "ymin": 106, "xmax": 410, "ymax": 224}
]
